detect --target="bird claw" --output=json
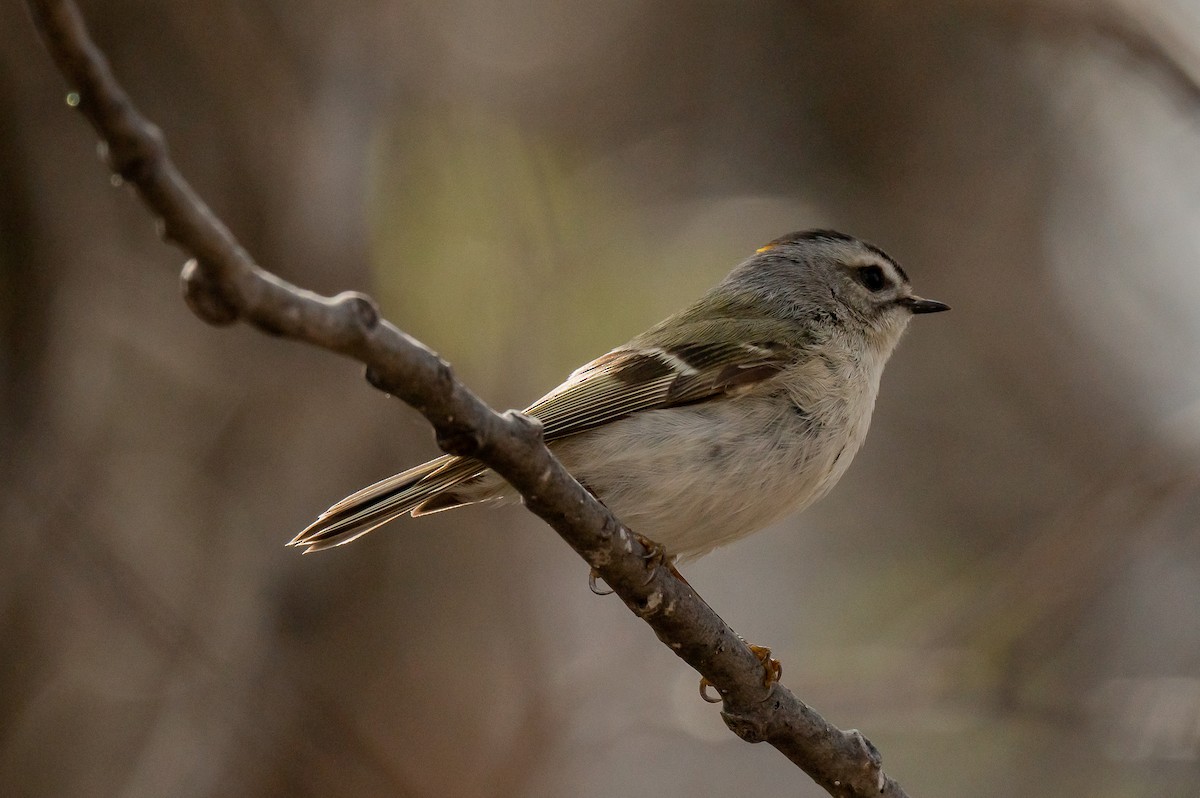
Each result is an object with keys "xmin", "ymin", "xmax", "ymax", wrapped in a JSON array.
[
  {"xmin": 748, "ymin": 643, "xmax": 783, "ymax": 687},
  {"xmin": 632, "ymin": 532, "xmax": 693, "ymax": 587},
  {"xmin": 697, "ymin": 642, "xmax": 782, "ymax": 703},
  {"xmin": 587, "ymin": 533, "xmax": 680, "ymax": 595},
  {"xmin": 633, "ymin": 532, "xmax": 667, "ymax": 583},
  {"xmin": 588, "ymin": 568, "xmax": 614, "ymax": 596}
]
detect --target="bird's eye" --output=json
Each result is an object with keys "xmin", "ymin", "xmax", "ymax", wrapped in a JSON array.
[{"xmin": 856, "ymin": 265, "xmax": 888, "ymax": 292}]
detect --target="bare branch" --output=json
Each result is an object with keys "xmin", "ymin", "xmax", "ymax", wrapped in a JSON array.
[{"xmin": 23, "ymin": 1, "xmax": 911, "ymax": 795}]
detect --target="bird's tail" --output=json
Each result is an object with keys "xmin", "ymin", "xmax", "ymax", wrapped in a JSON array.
[{"xmin": 289, "ymin": 455, "xmax": 489, "ymax": 552}]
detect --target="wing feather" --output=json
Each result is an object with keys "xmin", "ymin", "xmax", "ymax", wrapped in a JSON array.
[{"xmin": 526, "ymin": 319, "xmax": 799, "ymax": 441}]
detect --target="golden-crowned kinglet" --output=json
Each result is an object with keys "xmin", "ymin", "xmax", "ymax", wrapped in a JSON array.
[{"xmin": 292, "ymin": 230, "xmax": 948, "ymax": 558}]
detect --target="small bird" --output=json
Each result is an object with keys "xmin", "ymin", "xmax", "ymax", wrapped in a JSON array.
[{"xmin": 291, "ymin": 230, "xmax": 947, "ymax": 558}]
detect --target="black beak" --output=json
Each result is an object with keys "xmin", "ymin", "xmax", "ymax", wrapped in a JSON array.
[{"xmin": 897, "ymin": 295, "xmax": 950, "ymax": 314}]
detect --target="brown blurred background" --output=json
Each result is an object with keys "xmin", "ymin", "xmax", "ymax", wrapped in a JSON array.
[{"xmin": 4, "ymin": 1, "xmax": 1200, "ymax": 796}]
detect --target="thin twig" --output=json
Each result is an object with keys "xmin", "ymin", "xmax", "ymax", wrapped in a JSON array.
[{"xmin": 22, "ymin": 1, "xmax": 910, "ymax": 795}]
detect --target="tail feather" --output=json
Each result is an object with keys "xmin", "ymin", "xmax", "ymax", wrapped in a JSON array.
[{"xmin": 291, "ymin": 456, "xmax": 489, "ymax": 552}]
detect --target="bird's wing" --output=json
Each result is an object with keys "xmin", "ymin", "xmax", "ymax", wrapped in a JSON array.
[
  {"xmin": 527, "ymin": 319, "xmax": 800, "ymax": 441},
  {"xmin": 291, "ymin": 319, "xmax": 800, "ymax": 551}
]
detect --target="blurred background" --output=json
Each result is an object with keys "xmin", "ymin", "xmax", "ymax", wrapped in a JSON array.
[{"xmin": 3, "ymin": 0, "xmax": 1200, "ymax": 795}]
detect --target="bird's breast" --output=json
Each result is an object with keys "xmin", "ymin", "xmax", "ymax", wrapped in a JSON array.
[{"xmin": 551, "ymin": 378, "xmax": 878, "ymax": 559}]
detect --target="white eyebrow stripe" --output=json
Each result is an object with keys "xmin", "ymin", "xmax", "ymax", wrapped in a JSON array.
[
  {"xmin": 878, "ymin": 259, "xmax": 909, "ymax": 286},
  {"xmin": 644, "ymin": 347, "xmax": 700, "ymax": 376}
]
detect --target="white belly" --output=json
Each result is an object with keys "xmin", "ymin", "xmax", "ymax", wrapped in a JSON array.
[{"xmin": 549, "ymin": 393, "xmax": 870, "ymax": 560}]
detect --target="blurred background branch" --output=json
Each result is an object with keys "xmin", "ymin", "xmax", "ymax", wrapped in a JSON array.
[
  {"xmin": 4, "ymin": 0, "xmax": 1200, "ymax": 796},
  {"xmin": 996, "ymin": 0, "xmax": 1200, "ymax": 103}
]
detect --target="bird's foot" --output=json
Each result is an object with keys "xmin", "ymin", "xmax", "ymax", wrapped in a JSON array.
[
  {"xmin": 749, "ymin": 643, "xmax": 783, "ymax": 686},
  {"xmin": 633, "ymin": 532, "xmax": 690, "ymax": 586},
  {"xmin": 699, "ymin": 642, "xmax": 782, "ymax": 703},
  {"xmin": 587, "ymin": 532, "xmax": 686, "ymax": 593}
]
